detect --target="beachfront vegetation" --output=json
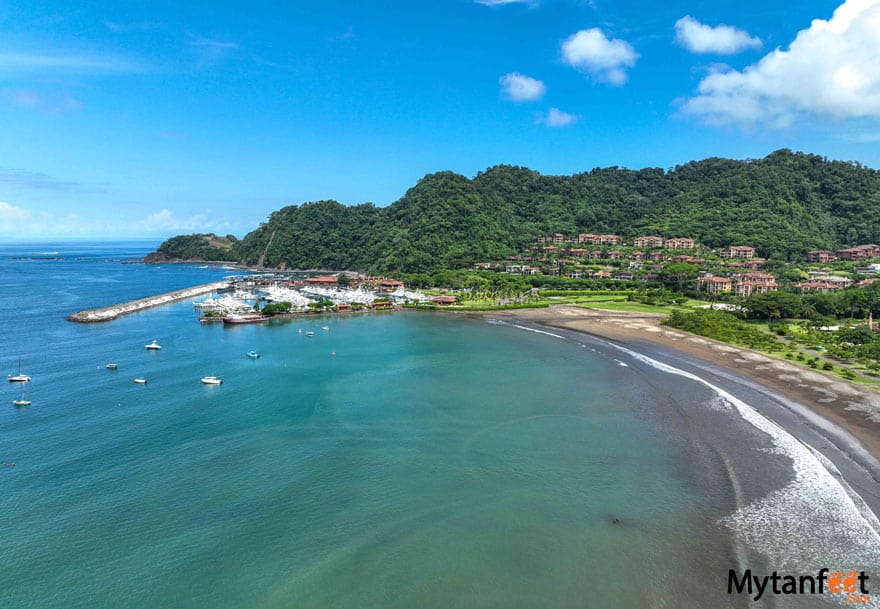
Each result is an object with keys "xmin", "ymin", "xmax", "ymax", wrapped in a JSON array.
[
  {"xmin": 154, "ymin": 150, "xmax": 880, "ymax": 273},
  {"xmin": 665, "ymin": 309, "xmax": 783, "ymax": 351}
]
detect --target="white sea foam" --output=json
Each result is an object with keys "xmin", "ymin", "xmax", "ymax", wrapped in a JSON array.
[
  {"xmin": 614, "ymin": 359, "xmax": 629, "ymax": 367},
  {"xmin": 611, "ymin": 343, "xmax": 880, "ymax": 572},
  {"xmin": 512, "ymin": 324, "xmax": 566, "ymax": 340}
]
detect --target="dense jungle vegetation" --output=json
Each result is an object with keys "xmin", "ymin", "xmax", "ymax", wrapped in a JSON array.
[{"xmin": 152, "ymin": 150, "xmax": 880, "ymax": 274}]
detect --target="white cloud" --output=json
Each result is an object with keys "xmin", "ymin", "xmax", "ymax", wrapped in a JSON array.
[
  {"xmin": 540, "ymin": 107, "xmax": 578, "ymax": 127},
  {"xmin": 0, "ymin": 201, "xmax": 32, "ymax": 223},
  {"xmin": 0, "ymin": 203, "xmax": 230, "ymax": 238},
  {"xmin": 674, "ymin": 16, "xmax": 761, "ymax": 54},
  {"xmin": 0, "ymin": 52, "xmax": 146, "ymax": 74},
  {"xmin": 561, "ymin": 28, "xmax": 638, "ymax": 85},
  {"xmin": 499, "ymin": 72, "xmax": 546, "ymax": 101},
  {"xmin": 475, "ymin": 0, "xmax": 537, "ymax": 6},
  {"xmin": 683, "ymin": 0, "xmax": 880, "ymax": 127}
]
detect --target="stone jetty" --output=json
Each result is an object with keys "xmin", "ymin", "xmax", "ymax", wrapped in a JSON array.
[{"xmin": 67, "ymin": 281, "xmax": 228, "ymax": 323}]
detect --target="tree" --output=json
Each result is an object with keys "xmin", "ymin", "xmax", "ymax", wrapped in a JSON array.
[
  {"xmin": 663, "ymin": 263, "xmax": 698, "ymax": 292},
  {"xmin": 744, "ymin": 291, "xmax": 804, "ymax": 320}
]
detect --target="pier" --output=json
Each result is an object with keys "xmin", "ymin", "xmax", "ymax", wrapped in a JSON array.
[{"xmin": 67, "ymin": 281, "xmax": 229, "ymax": 323}]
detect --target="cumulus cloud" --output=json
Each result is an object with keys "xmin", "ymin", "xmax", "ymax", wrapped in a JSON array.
[
  {"xmin": 539, "ymin": 107, "xmax": 578, "ymax": 127},
  {"xmin": 499, "ymin": 72, "xmax": 546, "ymax": 101},
  {"xmin": 675, "ymin": 16, "xmax": 762, "ymax": 54},
  {"xmin": 561, "ymin": 28, "xmax": 638, "ymax": 85},
  {"xmin": 682, "ymin": 0, "xmax": 880, "ymax": 127}
]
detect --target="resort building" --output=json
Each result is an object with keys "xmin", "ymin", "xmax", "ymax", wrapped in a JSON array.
[
  {"xmin": 737, "ymin": 272, "xmax": 776, "ymax": 285},
  {"xmin": 598, "ymin": 234, "xmax": 621, "ymax": 245},
  {"xmin": 698, "ymin": 276, "xmax": 733, "ymax": 294},
  {"xmin": 795, "ymin": 281, "xmax": 845, "ymax": 293},
  {"xmin": 837, "ymin": 244, "xmax": 880, "ymax": 261},
  {"xmin": 379, "ymin": 279, "xmax": 405, "ymax": 291},
  {"xmin": 806, "ymin": 250, "xmax": 837, "ymax": 263},
  {"xmin": 665, "ymin": 238, "xmax": 695, "ymax": 250},
  {"xmin": 723, "ymin": 245, "xmax": 756, "ymax": 259},
  {"xmin": 633, "ymin": 236, "xmax": 664, "ymax": 248},
  {"xmin": 734, "ymin": 281, "xmax": 778, "ymax": 298},
  {"xmin": 577, "ymin": 233, "xmax": 600, "ymax": 244},
  {"xmin": 648, "ymin": 251, "xmax": 666, "ymax": 262},
  {"xmin": 606, "ymin": 250, "xmax": 622, "ymax": 260}
]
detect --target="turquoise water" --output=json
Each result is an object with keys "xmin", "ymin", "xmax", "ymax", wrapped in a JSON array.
[
  {"xmin": 5, "ymin": 243, "xmax": 875, "ymax": 608},
  {"xmin": 0, "ymin": 243, "xmax": 722, "ymax": 608}
]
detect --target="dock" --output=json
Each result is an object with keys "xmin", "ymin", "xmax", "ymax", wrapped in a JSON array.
[{"xmin": 67, "ymin": 281, "xmax": 229, "ymax": 323}]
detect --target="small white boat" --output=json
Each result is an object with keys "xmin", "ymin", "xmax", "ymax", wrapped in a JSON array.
[
  {"xmin": 13, "ymin": 383, "xmax": 30, "ymax": 406},
  {"xmin": 246, "ymin": 351, "xmax": 260, "ymax": 359},
  {"xmin": 105, "ymin": 363, "xmax": 118, "ymax": 370},
  {"xmin": 201, "ymin": 375, "xmax": 223, "ymax": 385},
  {"xmin": 305, "ymin": 331, "xmax": 315, "ymax": 337},
  {"xmin": 134, "ymin": 377, "xmax": 148, "ymax": 384},
  {"xmin": 321, "ymin": 326, "xmax": 330, "ymax": 331},
  {"xmin": 145, "ymin": 340, "xmax": 162, "ymax": 350},
  {"xmin": 8, "ymin": 357, "xmax": 30, "ymax": 383}
]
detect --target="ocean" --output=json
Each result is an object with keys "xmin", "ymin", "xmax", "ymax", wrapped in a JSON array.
[{"xmin": 0, "ymin": 242, "xmax": 878, "ymax": 608}]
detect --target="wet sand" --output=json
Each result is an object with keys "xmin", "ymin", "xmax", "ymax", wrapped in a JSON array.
[{"xmin": 492, "ymin": 305, "xmax": 880, "ymax": 463}]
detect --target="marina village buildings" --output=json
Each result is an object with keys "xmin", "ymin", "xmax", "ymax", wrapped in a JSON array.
[{"xmin": 471, "ymin": 232, "xmax": 880, "ymax": 301}]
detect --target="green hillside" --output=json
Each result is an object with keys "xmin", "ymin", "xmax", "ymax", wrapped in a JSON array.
[{"xmin": 151, "ymin": 150, "xmax": 880, "ymax": 273}]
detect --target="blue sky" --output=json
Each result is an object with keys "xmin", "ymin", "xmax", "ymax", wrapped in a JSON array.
[{"xmin": 1, "ymin": 0, "xmax": 878, "ymax": 239}]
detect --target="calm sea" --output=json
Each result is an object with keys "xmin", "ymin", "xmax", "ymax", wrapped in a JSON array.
[{"xmin": 0, "ymin": 242, "xmax": 877, "ymax": 608}]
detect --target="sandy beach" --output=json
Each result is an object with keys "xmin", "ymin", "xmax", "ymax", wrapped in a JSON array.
[{"xmin": 493, "ymin": 305, "xmax": 880, "ymax": 465}]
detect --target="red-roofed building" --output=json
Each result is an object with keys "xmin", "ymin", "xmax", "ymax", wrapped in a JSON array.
[
  {"xmin": 665, "ymin": 238, "xmax": 695, "ymax": 250},
  {"xmin": 698, "ymin": 276, "xmax": 732, "ymax": 293},
  {"xmin": 837, "ymin": 245, "xmax": 880, "ymax": 261},
  {"xmin": 723, "ymin": 246, "xmax": 756, "ymax": 259},
  {"xmin": 735, "ymin": 281, "xmax": 777, "ymax": 298},
  {"xmin": 807, "ymin": 250, "xmax": 837, "ymax": 263},
  {"xmin": 633, "ymin": 236, "xmax": 664, "ymax": 248}
]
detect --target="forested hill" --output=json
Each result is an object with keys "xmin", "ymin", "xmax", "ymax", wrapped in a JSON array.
[{"xmin": 151, "ymin": 150, "xmax": 880, "ymax": 273}]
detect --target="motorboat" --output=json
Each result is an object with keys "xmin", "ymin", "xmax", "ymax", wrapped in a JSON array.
[
  {"xmin": 222, "ymin": 314, "xmax": 269, "ymax": 324},
  {"xmin": 246, "ymin": 351, "xmax": 260, "ymax": 358},
  {"xmin": 145, "ymin": 340, "xmax": 162, "ymax": 350},
  {"xmin": 201, "ymin": 376, "xmax": 223, "ymax": 385},
  {"xmin": 305, "ymin": 331, "xmax": 315, "ymax": 337},
  {"xmin": 134, "ymin": 377, "xmax": 148, "ymax": 384},
  {"xmin": 105, "ymin": 363, "xmax": 118, "ymax": 370},
  {"xmin": 8, "ymin": 357, "xmax": 30, "ymax": 383},
  {"xmin": 321, "ymin": 326, "xmax": 330, "ymax": 331}
]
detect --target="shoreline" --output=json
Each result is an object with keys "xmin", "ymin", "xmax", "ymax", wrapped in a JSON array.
[{"xmin": 491, "ymin": 305, "xmax": 880, "ymax": 466}]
